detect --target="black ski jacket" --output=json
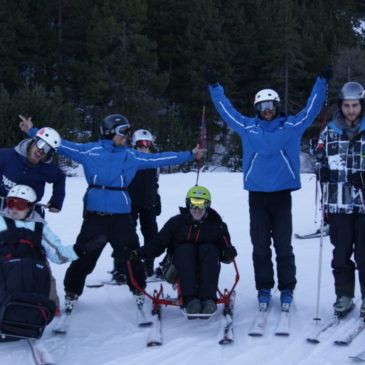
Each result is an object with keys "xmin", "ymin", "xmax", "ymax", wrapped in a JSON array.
[{"xmin": 140, "ymin": 207, "xmax": 233, "ymax": 260}]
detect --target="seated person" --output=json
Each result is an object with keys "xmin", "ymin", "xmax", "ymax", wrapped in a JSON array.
[
  {"xmin": 130, "ymin": 185, "xmax": 237, "ymax": 317},
  {"xmin": 0, "ymin": 185, "xmax": 101, "ymax": 341}
]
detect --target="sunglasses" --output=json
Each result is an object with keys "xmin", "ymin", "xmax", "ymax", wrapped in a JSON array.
[
  {"xmin": 136, "ymin": 140, "xmax": 152, "ymax": 148},
  {"xmin": 6, "ymin": 197, "xmax": 33, "ymax": 211},
  {"xmin": 35, "ymin": 138, "xmax": 54, "ymax": 155},
  {"xmin": 188, "ymin": 197, "xmax": 209, "ymax": 210}
]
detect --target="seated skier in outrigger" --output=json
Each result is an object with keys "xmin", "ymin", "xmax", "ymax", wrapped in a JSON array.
[
  {"xmin": 0, "ymin": 185, "xmax": 103, "ymax": 342},
  {"xmin": 128, "ymin": 185, "xmax": 237, "ymax": 319}
]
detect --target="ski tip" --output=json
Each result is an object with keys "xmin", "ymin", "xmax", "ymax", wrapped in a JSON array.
[
  {"xmin": 52, "ymin": 329, "xmax": 67, "ymax": 335},
  {"xmin": 248, "ymin": 332, "xmax": 264, "ymax": 337},
  {"xmin": 306, "ymin": 338, "xmax": 320, "ymax": 344},
  {"xmin": 139, "ymin": 322, "xmax": 153, "ymax": 328},
  {"xmin": 275, "ymin": 332, "xmax": 290, "ymax": 337},
  {"xmin": 334, "ymin": 340, "xmax": 349, "ymax": 346},
  {"xmin": 219, "ymin": 338, "xmax": 233, "ymax": 345},
  {"xmin": 147, "ymin": 341, "xmax": 162, "ymax": 347}
]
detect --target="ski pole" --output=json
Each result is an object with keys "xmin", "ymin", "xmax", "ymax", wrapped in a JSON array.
[
  {"xmin": 195, "ymin": 105, "xmax": 206, "ymax": 186},
  {"xmin": 314, "ymin": 182, "xmax": 328, "ymax": 323}
]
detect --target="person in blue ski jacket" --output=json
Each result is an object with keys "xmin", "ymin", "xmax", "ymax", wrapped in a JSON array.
[
  {"xmin": 19, "ymin": 114, "xmax": 205, "ymax": 310},
  {"xmin": 205, "ymin": 66, "xmax": 331, "ymax": 309},
  {"xmin": 0, "ymin": 123, "xmax": 65, "ymax": 215}
]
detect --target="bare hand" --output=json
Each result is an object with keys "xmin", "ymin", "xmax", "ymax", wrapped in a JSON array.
[
  {"xmin": 19, "ymin": 114, "xmax": 33, "ymax": 133},
  {"xmin": 192, "ymin": 144, "xmax": 207, "ymax": 160},
  {"xmin": 45, "ymin": 203, "xmax": 60, "ymax": 213}
]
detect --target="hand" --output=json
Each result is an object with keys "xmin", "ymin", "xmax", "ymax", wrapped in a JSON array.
[
  {"xmin": 19, "ymin": 114, "xmax": 34, "ymax": 133},
  {"xmin": 204, "ymin": 67, "xmax": 218, "ymax": 86},
  {"xmin": 73, "ymin": 234, "xmax": 107, "ymax": 257},
  {"xmin": 319, "ymin": 65, "xmax": 333, "ymax": 81},
  {"xmin": 127, "ymin": 249, "xmax": 140, "ymax": 262},
  {"xmin": 221, "ymin": 246, "xmax": 237, "ymax": 264},
  {"xmin": 154, "ymin": 194, "xmax": 161, "ymax": 216},
  {"xmin": 347, "ymin": 171, "xmax": 365, "ymax": 189},
  {"xmin": 46, "ymin": 203, "xmax": 60, "ymax": 213},
  {"xmin": 192, "ymin": 144, "xmax": 207, "ymax": 160},
  {"xmin": 315, "ymin": 164, "xmax": 333, "ymax": 183}
]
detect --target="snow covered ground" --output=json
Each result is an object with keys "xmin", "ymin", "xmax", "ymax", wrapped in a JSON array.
[{"xmin": 0, "ymin": 172, "xmax": 364, "ymax": 365}]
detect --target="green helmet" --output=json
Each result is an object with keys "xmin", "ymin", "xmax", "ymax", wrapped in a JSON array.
[{"xmin": 185, "ymin": 185, "xmax": 211, "ymax": 209}]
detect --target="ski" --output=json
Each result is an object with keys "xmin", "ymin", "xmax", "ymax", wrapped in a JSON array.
[
  {"xmin": 219, "ymin": 291, "xmax": 236, "ymax": 345},
  {"xmin": 248, "ymin": 303, "xmax": 269, "ymax": 337},
  {"xmin": 27, "ymin": 339, "xmax": 55, "ymax": 365},
  {"xmin": 350, "ymin": 349, "xmax": 365, "ymax": 361},
  {"xmin": 52, "ymin": 298, "xmax": 77, "ymax": 335},
  {"xmin": 306, "ymin": 316, "xmax": 341, "ymax": 343},
  {"xmin": 86, "ymin": 278, "xmax": 164, "ymax": 288},
  {"xmin": 294, "ymin": 231, "xmax": 329, "ymax": 240},
  {"xmin": 275, "ymin": 305, "xmax": 291, "ymax": 336},
  {"xmin": 334, "ymin": 318, "xmax": 365, "ymax": 346},
  {"xmin": 146, "ymin": 307, "xmax": 162, "ymax": 347},
  {"xmin": 135, "ymin": 295, "xmax": 153, "ymax": 327}
]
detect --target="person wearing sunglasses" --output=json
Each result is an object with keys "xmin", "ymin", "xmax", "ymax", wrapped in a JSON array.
[
  {"xmin": 0, "ymin": 184, "xmax": 92, "ymax": 342},
  {"xmin": 111, "ymin": 129, "xmax": 161, "ymax": 283},
  {"xmin": 205, "ymin": 66, "xmax": 332, "ymax": 311},
  {"xmin": 128, "ymin": 186, "xmax": 237, "ymax": 318},
  {"xmin": 19, "ymin": 114, "xmax": 205, "ymax": 316},
  {"xmin": 1, "ymin": 120, "xmax": 65, "ymax": 216}
]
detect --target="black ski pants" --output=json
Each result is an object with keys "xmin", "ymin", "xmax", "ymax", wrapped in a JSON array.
[
  {"xmin": 249, "ymin": 190, "xmax": 296, "ymax": 291},
  {"xmin": 328, "ymin": 213, "xmax": 365, "ymax": 298},
  {"xmin": 173, "ymin": 243, "xmax": 220, "ymax": 301},
  {"xmin": 64, "ymin": 212, "xmax": 146, "ymax": 296}
]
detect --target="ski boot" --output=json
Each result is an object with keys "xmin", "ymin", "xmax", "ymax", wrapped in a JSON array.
[
  {"xmin": 258, "ymin": 289, "xmax": 271, "ymax": 312},
  {"xmin": 184, "ymin": 297, "xmax": 201, "ymax": 320},
  {"xmin": 333, "ymin": 296, "xmax": 354, "ymax": 318},
  {"xmin": 111, "ymin": 269, "xmax": 127, "ymax": 285},
  {"xmin": 64, "ymin": 292, "xmax": 78, "ymax": 315},
  {"xmin": 280, "ymin": 289, "xmax": 293, "ymax": 312},
  {"xmin": 200, "ymin": 299, "xmax": 217, "ymax": 319}
]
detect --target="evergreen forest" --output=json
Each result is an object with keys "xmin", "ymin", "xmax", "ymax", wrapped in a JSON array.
[{"xmin": 1, "ymin": 0, "xmax": 365, "ymax": 170}]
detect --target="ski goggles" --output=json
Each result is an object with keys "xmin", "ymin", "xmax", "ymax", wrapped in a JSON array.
[
  {"xmin": 136, "ymin": 140, "xmax": 152, "ymax": 148},
  {"xmin": 256, "ymin": 100, "xmax": 278, "ymax": 112},
  {"xmin": 34, "ymin": 138, "xmax": 54, "ymax": 156},
  {"xmin": 112, "ymin": 124, "xmax": 131, "ymax": 137},
  {"xmin": 6, "ymin": 197, "xmax": 33, "ymax": 211},
  {"xmin": 188, "ymin": 197, "xmax": 209, "ymax": 210}
]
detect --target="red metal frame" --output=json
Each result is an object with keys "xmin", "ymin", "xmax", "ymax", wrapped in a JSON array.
[{"xmin": 127, "ymin": 259, "xmax": 240, "ymax": 310}]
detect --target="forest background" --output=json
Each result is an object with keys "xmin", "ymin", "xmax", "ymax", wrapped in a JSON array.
[{"xmin": 0, "ymin": 0, "xmax": 365, "ymax": 171}]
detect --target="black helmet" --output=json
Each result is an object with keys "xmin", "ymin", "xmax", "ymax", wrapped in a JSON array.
[{"xmin": 100, "ymin": 114, "xmax": 130, "ymax": 139}]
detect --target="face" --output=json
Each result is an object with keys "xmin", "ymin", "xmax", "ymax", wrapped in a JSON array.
[
  {"xmin": 341, "ymin": 99, "xmax": 362, "ymax": 125},
  {"xmin": 27, "ymin": 142, "xmax": 47, "ymax": 164},
  {"xmin": 6, "ymin": 197, "xmax": 32, "ymax": 220},
  {"xmin": 259, "ymin": 109, "xmax": 277, "ymax": 121},
  {"xmin": 257, "ymin": 100, "xmax": 277, "ymax": 121},
  {"xmin": 112, "ymin": 134, "xmax": 128, "ymax": 146},
  {"xmin": 8, "ymin": 207, "xmax": 30, "ymax": 220},
  {"xmin": 190, "ymin": 207, "xmax": 206, "ymax": 221}
]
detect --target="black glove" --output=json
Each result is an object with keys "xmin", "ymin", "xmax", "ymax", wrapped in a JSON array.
[
  {"xmin": 347, "ymin": 171, "xmax": 365, "ymax": 189},
  {"xmin": 73, "ymin": 234, "xmax": 107, "ymax": 257},
  {"xmin": 221, "ymin": 246, "xmax": 237, "ymax": 264},
  {"xmin": 319, "ymin": 65, "xmax": 333, "ymax": 81},
  {"xmin": 127, "ymin": 249, "xmax": 143, "ymax": 262},
  {"xmin": 154, "ymin": 193, "xmax": 161, "ymax": 216},
  {"xmin": 204, "ymin": 67, "xmax": 218, "ymax": 86}
]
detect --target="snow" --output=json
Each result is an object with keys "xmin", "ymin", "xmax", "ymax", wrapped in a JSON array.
[{"xmin": 0, "ymin": 172, "xmax": 363, "ymax": 365}]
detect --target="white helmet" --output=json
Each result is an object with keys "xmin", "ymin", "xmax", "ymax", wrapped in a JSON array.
[
  {"xmin": 132, "ymin": 129, "xmax": 154, "ymax": 146},
  {"xmin": 7, "ymin": 184, "xmax": 37, "ymax": 203},
  {"xmin": 36, "ymin": 127, "xmax": 61, "ymax": 150},
  {"xmin": 339, "ymin": 81, "xmax": 365, "ymax": 100},
  {"xmin": 254, "ymin": 89, "xmax": 280, "ymax": 106}
]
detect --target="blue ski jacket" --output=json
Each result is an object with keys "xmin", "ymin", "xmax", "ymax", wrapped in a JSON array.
[
  {"xmin": 0, "ymin": 139, "xmax": 66, "ymax": 209},
  {"xmin": 29, "ymin": 128, "xmax": 194, "ymax": 214},
  {"xmin": 209, "ymin": 77, "xmax": 327, "ymax": 192}
]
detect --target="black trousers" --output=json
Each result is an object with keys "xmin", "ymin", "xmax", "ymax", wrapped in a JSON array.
[
  {"xmin": 173, "ymin": 243, "xmax": 220, "ymax": 301},
  {"xmin": 249, "ymin": 190, "xmax": 296, "ymax": 291},
  {"xmin": 64, "ymin": 212, "xmax": 146, "ymax": 296},
  {"xmin": 328, "ymin": 213, "xmax": 365, "ymax": 298}
]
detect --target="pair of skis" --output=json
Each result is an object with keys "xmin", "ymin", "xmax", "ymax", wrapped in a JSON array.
[
  {"xmin": 145, "ymin": 291, "xmax": 236, "ymax": 347},
  {"xmin": 248, "ymin": 302, "xmax": 291, "ymax": 337}
]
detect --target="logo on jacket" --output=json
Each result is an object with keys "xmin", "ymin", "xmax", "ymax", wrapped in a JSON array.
[{"xmin": 2, "ymin": 175, "xmax": 17, "ymax": 191}]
